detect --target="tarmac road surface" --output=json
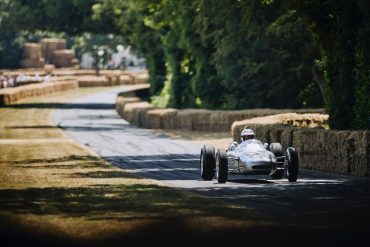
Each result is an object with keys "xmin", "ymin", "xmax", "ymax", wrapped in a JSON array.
[{"xmin": 53, "ymin": 85, "xmax": 370, "ymax": 240}]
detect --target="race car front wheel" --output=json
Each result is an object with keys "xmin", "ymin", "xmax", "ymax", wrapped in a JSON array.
[
  {"xmin": 216, "ymin": 149, "xmax": 228, "ymax": 183},
  {"xmin": 286, "ymin": 147, "xmax": 299, "ymax": 182},
  {"xmin": 200, "ymin": 144, "xmax": 215, "ymax": 180}
]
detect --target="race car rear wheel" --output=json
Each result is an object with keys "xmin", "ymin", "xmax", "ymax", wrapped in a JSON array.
[
  {"xmin": 200, "ymin": 144, "xmax": 215, "ymax": 180},
  {"xmin": 286, "ymin": 147, "xmax": 299, "ymax": 182},
  {"xmin": 216, "ymin": 149, "xmax": 228, "ymax": 183}
]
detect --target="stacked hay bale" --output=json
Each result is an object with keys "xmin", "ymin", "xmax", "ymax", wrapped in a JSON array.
[
  {"xmin": 52, "ymin": 50, "xmax": 77, "ymax": 68},
  {"xmin": 40, "ymin": 38, "xmax": 66, "ymax": 64},
  {"xmin": 20, "ymin": 43, "xmax": 45, "ymax": 68}
]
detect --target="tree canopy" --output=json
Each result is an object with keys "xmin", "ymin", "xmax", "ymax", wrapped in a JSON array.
[{"xmin": 0, "ymin": 0, "xmax": 369, "ymax": 130}]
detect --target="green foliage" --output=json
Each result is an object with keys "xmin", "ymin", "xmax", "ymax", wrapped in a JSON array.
[
  {"xmin": 282, "ymin": 0, "xmax": 370, "ymax": 130},
  {"xmin": 92, "ymin": 0, "xmax": 166, "ymax": 95},
  {"xmin": 0, "ymin": 0, "xmax": 116, "ymax": 34},
  {"xmin": 0, "ymin": 32, "xmax": 24, "ymax": 68},
  {"xmin": 192, "ymin": 0, "xmax": 321, "ymax": 109}
]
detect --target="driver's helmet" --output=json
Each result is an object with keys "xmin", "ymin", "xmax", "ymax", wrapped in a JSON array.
[{"xmin": 241, "ymin": 128, "xmax": 255, "ymax": 141}]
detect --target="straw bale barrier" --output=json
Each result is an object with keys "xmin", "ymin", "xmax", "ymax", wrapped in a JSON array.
[
  {"xmin": 116, "ymin": 93, "xmax": 325, "ymax": 132},
  {"xmin": 77, "ymin": 76, "xmax": 110, "ymax": 87},
  {"xmin": 73, "ymin": 70, "xmax": 96, "ymax": 76},
  {"xmin": 78, "ymin": 75, "xmax": 135, "ymax": 87},
  {"xmin": 231, "ymin": 115, "xmax": 370, "ymax": 177},
  {"xmin": 116, "ymin": 88, "xmax": 370, "ymax": 177},
  {"xmin": 0, "ymin": 80, "xmax": 78, "ymax": 106}
]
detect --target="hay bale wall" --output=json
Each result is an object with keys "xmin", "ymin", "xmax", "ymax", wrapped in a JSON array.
[
  {"xmin": 0, "ymin": 80, "xmax": 78, "ymax": 106},
  {"xmin": 116, "ymin": 93, "xmax": 325, "ymax": 132}
]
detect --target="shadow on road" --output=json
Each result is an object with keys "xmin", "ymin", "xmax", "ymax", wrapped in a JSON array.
[{"xmin": 103, "ymin": 152, "xmax": 370, "ymax": 233}]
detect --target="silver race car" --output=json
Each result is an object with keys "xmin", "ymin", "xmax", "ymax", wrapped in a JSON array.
[{"xmin": 200, "ymin": 138, "xmax": 299, "ymax": 183}]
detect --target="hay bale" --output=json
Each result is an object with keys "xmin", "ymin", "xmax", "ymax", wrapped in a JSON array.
[
  {"xmin": 77, "ymin": 76, "xmax": 109, "ymax": 87},
  {"xmin": 123, "ymin": 102, "xmax": 153, "ymax": 126},
  {"xmin": 161, "ymin": 109, "xmax": 178, "ymax": 129},
  {"xmin": 116, "ymin": 96, "xmax": 141, "ymax": 118},
  {"xmin": 176, "ymin": 110, "xmax": 193, "ymax": 130},
  {"xmin": 345, "ymin": 131, "xmax": 370, "ymax": 177},
  {"xmin": 44, "ymin": 64, "xmax": 55, "ymax": 74},
  {"xmin": 133, "ymin": 72, "xmax": 149, "ymax": 84},
  {"xmin": 74, "ymin": 70, "xmax": 96, "ymax": 76},
  {"xmin": 119, "ymin": 75, "xmax": 134, "ymax": 84},
  {"xmin": 71, "ymin": 58, "xmax": 79, "ymax": 66},
  {"xmin": 146, "ymin": 108, "xmax": 178, "ymax": 129},
  {"xmin": 52, "ymin": 50, "xmax": 76, "ymax": 68},
  {"xmin": 209, "ymin": 111, "xmax": 239, "ymax": 131},
  {"xmin": 106, "ymin": 75, "xmax": 119, "ymax": 86},
  {"xmin": 40, "ymin": 38, "xmax": 66, "ymax": 63},
  {"xmin": 23, "ymin": 43, "xmax": 42, "ymax": 60},
  {"xmin": 20, "ymin": 58, "xmax": 45, "ymax": 68}
]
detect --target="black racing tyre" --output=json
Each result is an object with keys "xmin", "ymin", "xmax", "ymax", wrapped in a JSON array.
[
  {"xmin": 216, "ymin": 149, "xmax": 228, "ymax": 183},
  {"xmin": 286, "ymin": 147, "xmax": 299, "ymax": 182},
  {"xmin": 269, "ymin": 143, "xmax": 283, "ymax": 158},
  {"xmin": 270, "ymin": 169, "xmax": 284, "ymax": 179},
  {"xmin": 200, "ymin": 144, "xmax": 216, "ymax": 180}
]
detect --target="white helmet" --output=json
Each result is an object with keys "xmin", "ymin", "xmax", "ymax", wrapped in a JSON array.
[{"xmin": 241, "ymin": 128, "xmax": 255, "ymax": 141}]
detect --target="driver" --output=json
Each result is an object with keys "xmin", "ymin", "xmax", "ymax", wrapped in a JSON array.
[{"xmin": 241, "ymin": 128, "xmax": 255, "ymax": 142}]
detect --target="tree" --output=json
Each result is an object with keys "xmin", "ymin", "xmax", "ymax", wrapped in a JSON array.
[
  {"xmin": 0, "ymin": 32, "xmax": 24, "ymax": 68},
  {"xmin": 268, "ymin": 0, "xmax": 370, "ymax": 129}
]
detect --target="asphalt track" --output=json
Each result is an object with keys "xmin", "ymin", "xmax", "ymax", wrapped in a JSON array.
[{"xmin": 53, "ymin": 85, "xmax": 370, "ymax": 240}]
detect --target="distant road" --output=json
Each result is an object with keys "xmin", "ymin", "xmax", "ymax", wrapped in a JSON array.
[{"xmin": 53, "ymin": 85, "xmax": 370, "ymax": 237}]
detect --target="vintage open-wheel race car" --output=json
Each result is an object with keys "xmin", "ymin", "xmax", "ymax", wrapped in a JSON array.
[{"xmin": 200, "ymin": 139, "xmax": 299, "ymax": 183}]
